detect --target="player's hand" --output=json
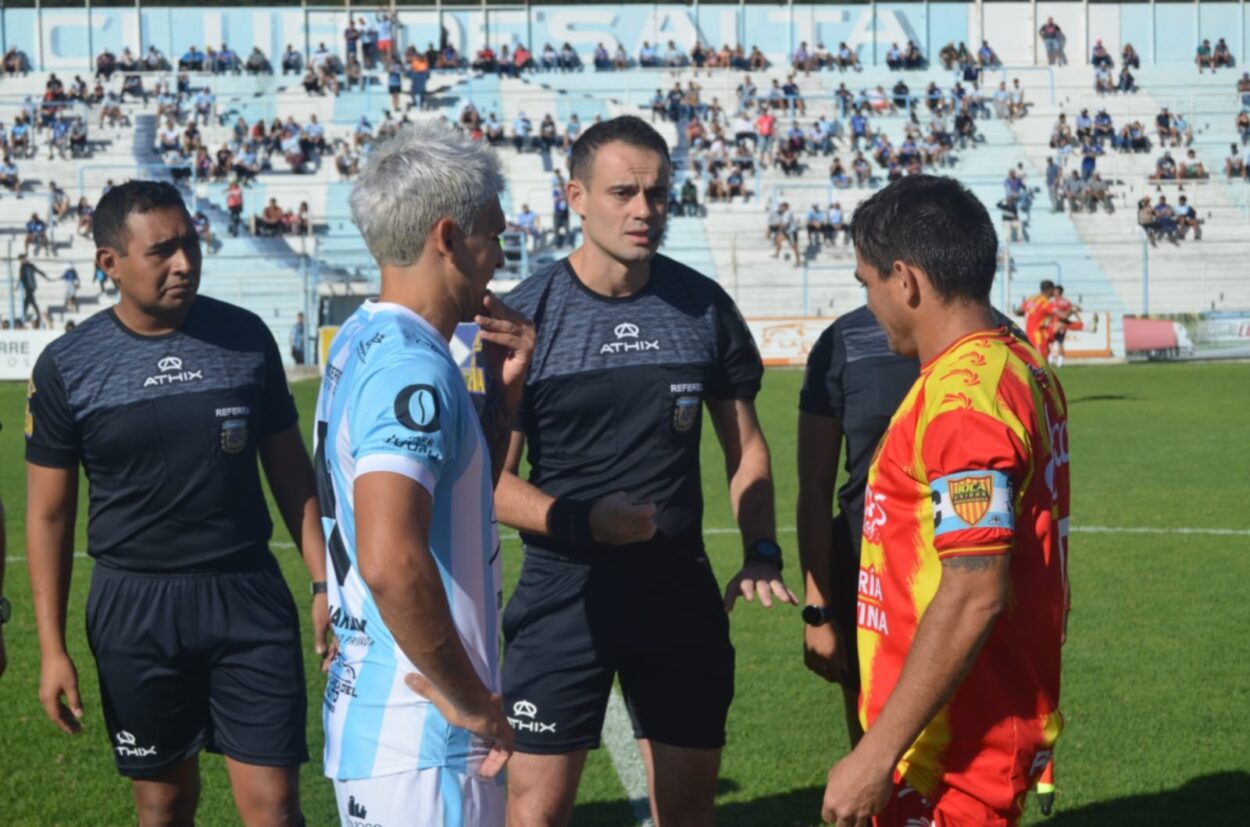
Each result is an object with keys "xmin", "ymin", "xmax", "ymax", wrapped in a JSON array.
[
  {"xmin": 475, "ymin": 292, "xmax": 536, "ymax": 411},
  {"xmin": 311, "ymin": 592, "xmax": 338, "ymax": 673},
  {"xmin": 821, "ymin": 744, "xmax": 895, "ymax": 825},
  {"xmin": 404, "ymin": 673, "xmax": 513, "ymax": 779},
  {"xmin": 39, "ymin": 651, "xmax": 84, "ymax": 735},
  {"xmin": 723, "ymin": 560, "xmax": 798, "ymax": 612},
  {"xmin": 804, "ymin": 620, "xmax": 847, "ymax": 684},
  {"xmin": 589, "ymin": 492, "xmax": 657, "ymax": 545}
]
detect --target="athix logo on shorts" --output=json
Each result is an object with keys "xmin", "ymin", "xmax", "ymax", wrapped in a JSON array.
[
  {"xmin": 601, "ymin": 322, "xmax": 660, "ymax": 355},
  {"xmin": 143, "ymin": 355, "xmax": 203, "ymax": 388},
  {"xmin": 114, "ymin": 730, "xmax": 158, "ymax": 758},
  {"xmin": 508, "ymin": 699, "xmax": 556, "ymax": 734}
]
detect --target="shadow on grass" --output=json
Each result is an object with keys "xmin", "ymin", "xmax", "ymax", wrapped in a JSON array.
[
  {"xmin": 1069, "ymin": 394, "xmax": 1134, "ymax": 404},
  {"xmin": 571, "ymin": 772, "xmax": 1250, "ymax": 827},
  {"xmin": 1044, "ymin": 771, "xmax": 1250, "ymax": 827}
]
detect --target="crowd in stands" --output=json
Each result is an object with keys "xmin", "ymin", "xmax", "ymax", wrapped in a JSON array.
[{"xmin": 1138, "ymin": 192, "xmax": 1202, "ymax": 244}]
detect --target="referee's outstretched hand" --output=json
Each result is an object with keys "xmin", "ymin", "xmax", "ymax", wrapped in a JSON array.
[
  {"xmin": 39, "ymin": 652, "xmax": 84, "ymax": 735},
  {"xmin": 404, "ymin": 673, "xmax": 514, "ymax": 779},
  {"xmin": 475, "ymin": 292, "xmax": 536, "ymax": 411},
  {"xmin": 723, "ymin": 560, "xmax": 799, "ymax": 612}
]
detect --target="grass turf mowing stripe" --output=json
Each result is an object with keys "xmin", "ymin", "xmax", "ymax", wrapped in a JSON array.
[{"xmin": 604, "ymin": 690, "xmax": 653, "ymax": 826}]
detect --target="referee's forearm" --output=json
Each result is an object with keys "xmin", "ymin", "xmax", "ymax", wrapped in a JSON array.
[
  {"xmin": 729, "ymin": 445, "xmax": 776, "ymax": 548},
  {"xmin": 26, "ymin": 517, "xmax": 74, "ymax": 655},
  {"xmin": 796, "ymin": 493, "xmax": 835, "ymax": 604}
]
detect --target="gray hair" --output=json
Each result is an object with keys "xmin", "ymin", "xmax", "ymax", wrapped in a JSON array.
[{"xmin": 350, "ymin": 121, "xmax": 505, "ymax": 266}]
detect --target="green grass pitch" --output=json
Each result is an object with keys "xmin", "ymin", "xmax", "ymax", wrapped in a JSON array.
[{"xmin": 0, "ymin": 362, "xmax": 1248, "ymax": 825}]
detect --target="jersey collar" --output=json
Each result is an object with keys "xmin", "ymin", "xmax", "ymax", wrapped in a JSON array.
[
  {"xmin": 920, "ymin": 326, "xmax": 1008, "ymax": 374},
  {"xmin": 362, "ymin": 299, "xmax": 452, "ymax": 359}
]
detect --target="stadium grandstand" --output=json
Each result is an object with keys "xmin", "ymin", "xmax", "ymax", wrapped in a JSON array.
[{"xmin": 1, "ymin": 2, "xmax": 1248, "ymax": 366}]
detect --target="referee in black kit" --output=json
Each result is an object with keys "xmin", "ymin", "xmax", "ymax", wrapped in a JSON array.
[
  {"xmin": 25, "ymin": 181, "xmax": 332, "ymax": 827},
  {"xmin": 796, "ymin": 307, "xmax": 917, "ymax": 745}
]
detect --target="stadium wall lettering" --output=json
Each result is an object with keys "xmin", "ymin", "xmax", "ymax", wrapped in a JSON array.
[{"xmin": 1, "ymin": 3, "xmax": 1245, "ymax": 72}]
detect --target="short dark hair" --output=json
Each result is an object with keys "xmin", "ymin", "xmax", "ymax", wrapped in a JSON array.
[
  {"xmin": 569, "ymin": 116, "xmax": 670, "ymax": 183},
  {"xmin": 93, "ymin": 180, "xmax": 189, "ymax": 254},
  {"xmin": 1040, "ymin": 279, "xmax": 1056, "ymax": 292},
  {"xmin": 851, "ymin": 174, "xmax": 998, "ymax": 304}
]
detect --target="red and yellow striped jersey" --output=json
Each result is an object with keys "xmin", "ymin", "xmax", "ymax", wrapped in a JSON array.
[{"xmin": 858, "ymin": 326, "xmax": 1070, "ymax": 815}]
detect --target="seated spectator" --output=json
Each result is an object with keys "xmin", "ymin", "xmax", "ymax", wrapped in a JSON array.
[
  {"xmin": 748, "ymin": 46, "xmax": 768, "ymax": 71},
  {"xmin": 1174, "ymin": 194, "xmax": 1201, "ymax": 239},
  {"xmin": 1152, "ymin": 151, "xmax": 1178, "ymax": 181},
  {"xmin": 885, "ymin": 42, "xmax": 904, "ymax": 71},
  {"xmin": 156, "ymin": 118, "xmax": 182, "ymax": 157},
  {"xmin": 303, "ymin": 68, "xmax": 323, "ymax": 95},
  {"xmin": 663, "ymin": 40, "xmax": 685, "ymax": 68},
  {"xmin": 996, "ymin": 195, "xmax": 1025, "ymax": 242},
  {"xmin": 50, "ymin": 181, "xmax": 71, "ymax": 223},
  {"xmin": 96, "ymin": 48, "xmax": 117, "ymax": 80},
  {"xmin": 804, "ymin": 203, "xmax": 825, "ymax": 245},
  {"xmin": 438, "ymin": 43, "xmax": 461, "ymax": 69},
  {"xmin": 639, "ymin": 41, "xmax": 659, "ymax": 68},
  {"xmin": 1153, "ymin": 196, "xmax": 1179, "ymax": 241},
  {"xmin": 592, "ymin": 42, "xmax": 610, "ymax": 71},
  {"xmin": 1122, "ymin": 43, "xmax": 1140, "ymax": 69},
  {"xmin": 1121, "ymin": 120, "xmax": 1150, "ymax": 153},
  {"xmin": 833, "ymin": 42, "xmax": 859, "ymax": 72},
  {"xmin": 3, "ymin": 46, "xmax": 26, "ymax": 76},
  {"xmin": 289, "ymin": 201, "xmax": 311, "ymax": 236},
  {"xmin": 76, "ymin": 197, "xmax": 93, "ymax": 237},
  {"xmin": 612, "ymin": 44, "xmax": 629, "ymax": 70},
  {"xmin": 1086, "ymin": 174, "xmax": 1112, "ymax": 213},
  {"xmin": 233, "ymin": 143, "xmax": 260, "ymax": 184},
  {"xmin": 256, "ymin": 197, "xmax": 285, "ymax": 236},
  {"xmin": 282, "ymin": 45, "xmax": 302, "ymax": 75},
  {"xmin": 144, "ymin": 46, "xmax": 168, "ymax": 71},
  {"xmin": 938, "ymin": 42, "xmax": 959, "ymax": 71},
  {"xmin": 216, "ymin": 43, "xmax": 240, "ymax": 74},
  {"xmin": 1008, "ymin": 79, "xmax": 1026, "ymax": 118},
  {"xmin": 852, "ymin": 152, "xmax": 871, "ymax": 185},
  {"xmin": 1179, "ymin": 148, "xmax": 1207, "ymax": 179},
  {"xmin": 725, "ymin": 167, "xmax": 750, "ymax": 201},
  {"xmin": 904, "ymin": 41, "xmax": 925, "ymax": 69},
  {"xmin": 0, "ymin": 156, "xmax": 20, "ymax": 194},
  {"xmin": 1118, "ymin": 66, "xmax": 1137, "ymax": 93},
  {"xmin": 280, "ymin": 127, "xmax": 308, "ymax": 172},
  {"xmin": 770, "ymin": 202, "xmax": 802, "ymax": 266},
  {"xmin": 179, "ymin": 46, "xmax": 205, "ymax": 71},
  {"xmin": 25, "ymin": 212, "xmax": 50, "ymax": 255},
  {"xmin": 1091, "ymin": 40, "xmax": 1113, "ymax": 69},
  {"xmin": 1074, "ymin": 109, "xmax": 1094, "ymax": 143},
  {"xmin": 679, "ymin": 178, "xmax": 699, "ymax": 217},
  {"xmin": 1197, "ymin": 39, "xmax": 1214, "ymax": 73},
  {"xmin": 1155, "ymin": 108, "xmax": 1177, "ymax": 147},
  {"xmin": 1050, "ymin": 113, "xmax": 1074, "ymax": 149},
  {"xmin": 117, "ymin": 48, "xmax": 139, "ymax": 72},
  {"xmin": 794, "ymin": 41, "xmax": 814, "ymax": 73},
  {"xmin": 1214, "ymin": 38, "xmax": 1234, "ymax": 69},
  {"xmin": 245, "ymin": 47, "xmax": 270, "ymax": 75},
  {"xmin": 776, "ymin": 143, "xmax": 801, "ymax": 176},
  {"xmin": 1095, "ymin": 64, "xmax": 1114, "ymax": 95},
  {"xmin": 1137, "ymin": 197, "xmax": 1159, "ymax": 243},
  {"xmin": 1062, "ymin": 172, "xmax": 1085, "ymax": 213},
  {"xmin": 121, "ymin": 73, "xmax": 148, "ymax": 104},
  {"xmin": 1226, "ymin": 142, "xmax": 1246, "ymax": 178},
  {"xmin": 829, "ymin": 157, "xmax": 850, "ymax": 188},
  {"xmin": 472, "ymin": 45, "xmax": 497, "ymax": 74},
  {"xmin": 977, "ymin": 40, "xmax": 999, "ymax": 69},
  {"xmin": 823, "ymin": 202, "xmax": 846, "ymax": 244}
]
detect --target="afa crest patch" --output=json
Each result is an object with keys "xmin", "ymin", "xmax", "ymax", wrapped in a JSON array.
[
  {"xmin": 673, "ymin": 395, "xmax": 700, "ymax": 433},
  {"xmin": 220, "ymin": 419, "xmax": 248, "ymax": 454}
]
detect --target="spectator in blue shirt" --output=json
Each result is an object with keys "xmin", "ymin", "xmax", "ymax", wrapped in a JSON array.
[
  {"xmin": 179, "ymin": 47, "xmax": 205, "ymax": 71},
  {"xmin": 25, "ymin": 213, "xmax": 49, "ymax": 256},
  {"xmin": 639, "ymin": 41, "xmax": 659, "ymax": 68}
]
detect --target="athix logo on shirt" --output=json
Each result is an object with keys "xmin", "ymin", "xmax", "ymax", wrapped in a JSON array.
[
  {"xmin": 601, "ymin": 322, "xmax": 660, "ymax": 354},
  {"xmin": 114, "ymin": 730, "xmax": 158, "ymax": 758},
  {"xmin": 143, "ymin": 355, "xmax": 203, "ymax": 388},
  {"xmin": 508, "ymin": 699, "xmax": 556, "ymax": 734}
]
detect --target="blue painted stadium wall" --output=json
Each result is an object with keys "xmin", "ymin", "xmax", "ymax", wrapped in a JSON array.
[{"xmin": 2, "ymin": 4, "xmax": 1247, "ymax": 72}]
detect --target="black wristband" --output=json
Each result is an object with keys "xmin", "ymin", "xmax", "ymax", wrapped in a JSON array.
[
  {"xmin": 548, "ymin": 498, "xmax": 594, "ymax": 545},
  {"xmin": 310, "ymin": 581, "xmax": 327, "ymax": 596}
]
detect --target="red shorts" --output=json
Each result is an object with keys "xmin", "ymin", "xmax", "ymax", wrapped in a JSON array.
[{"xmin": 873, "ymin": 774, "xmax": 1022, "ymax": 827}]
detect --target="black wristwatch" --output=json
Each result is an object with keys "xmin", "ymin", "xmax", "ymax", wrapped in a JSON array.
[
  {"xmin": 802, "ymin": 604, "xmax": 835, "ymax": 627},
  {"xmin": 310, "ymin": 581, "xmax": 327, "ymax": 597},
  {"xmin": 745, "ymin": 538, "xmax": 784, "ymax": 571},
  {"xmin": 0, "ymin": 595, "xmax": 10, "ymax": 625}
]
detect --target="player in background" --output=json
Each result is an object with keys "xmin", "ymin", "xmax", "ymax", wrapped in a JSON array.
[
  {"xmin": 821, "ymin": 175, "xmax": 1070, "ymax": 827},
  {"xmin": 314, "ymin": 122, "xmax": 534, "ymax": 826},
  {"xmin": 1049, "ymin": 284, "xmax": 1084, "ymax": 367},
  {"xmin": 26, "ymin": 180, "xmax": 331, "ymax": 827},
  {"xmin": 1016, "ymin": 279, "xmax": 1057, "ymax": 359},
  {"xmin": 496, "ymin": 115, "xmax": 796, "ymax": 827}
]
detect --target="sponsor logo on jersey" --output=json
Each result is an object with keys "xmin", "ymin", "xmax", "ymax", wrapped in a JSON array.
[
  {"xmin": 114, "ymin": 730, "xmax": 158, "ymax": 758},
  {"xmin": 356, "ymin": 332, "xmax": 385, "ymax": 363},
  {"xmin": 220, "ymin": 418, "xmax": 248, "ymax": 454},
  {"xmin": 673, "ymin": 395, "xmax": 700, "ymax": 433},
  {"xmin": 862, "ymin": 485, "xmax": 887, "ymax": 544},
  {"xmin": 948, "ymin": 475, "xmax": 993, "ymax": 526},
  {"xmin": 601, "ymin": 321, "xmax": 660, "ymax": 354},
  {"xmin": 344, "ymin": 795, "xmax": 382, "ymax": 827},
  {"xmin": 508, "ymin": 699, "xmax": 556, "ymax": 734},
  {"xmin": 856, "ymin": 566, "xmax": 890, "ymax": 635},
  {"xmin": 394, "ymin": 384, "xmax": 440, "ymax": 432},
  {"xmin": 325, "ymin": 661, "xmax": 359, "ymax": 712},
  {"xmin": 143, "ymin": 355, "xmax": 203, "ymax": 388}
]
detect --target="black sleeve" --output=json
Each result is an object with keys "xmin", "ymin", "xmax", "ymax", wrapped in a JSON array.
[
  {"xmin": 708, "ymin": 296, "xmax": 763, "ymax": 400},
  {"xmin": 799, "ymin": 323, "xmax": 844, "ymax": 418},
  {"xmin": 25, "ymin": 349, "xmax": 81, "ymax": 468},
  {"xmin": 260, "ymin": 325, "xmax": 299, "ymax": 436}
]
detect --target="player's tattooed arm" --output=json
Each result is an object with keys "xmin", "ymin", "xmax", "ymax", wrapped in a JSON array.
[{"xmin": 941, "ymin": 554, "xmax": 999, "ymax": 572}]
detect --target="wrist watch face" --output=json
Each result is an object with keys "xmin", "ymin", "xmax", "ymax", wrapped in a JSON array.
[
  {"xmin": 751, "ymin": 539, "xmax": 782, "ymax": 561},
  {"xmin": 802, "ymin": 605, "xmax": 826, "ymax": 626}
]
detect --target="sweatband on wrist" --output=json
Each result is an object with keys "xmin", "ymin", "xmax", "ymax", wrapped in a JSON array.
[{"xmin": 548, "ymin": 498, "xmax": 594, "ymax": 545}]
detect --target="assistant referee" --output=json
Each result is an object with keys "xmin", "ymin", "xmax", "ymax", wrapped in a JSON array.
[{"xmin": 25, "ymin": 181, "xmax": 331, "ymax": 826}]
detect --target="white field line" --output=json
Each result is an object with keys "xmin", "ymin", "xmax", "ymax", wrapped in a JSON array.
[
  {"xmin": 6, "ymin": 523, "xmax": 1248, "ymax": 563},
  {"xmin": 603, "ymin": 689, "xmax": 654, "ymax": 827}
]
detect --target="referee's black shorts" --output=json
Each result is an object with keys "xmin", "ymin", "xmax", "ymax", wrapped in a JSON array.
[
  {"xmin": 501, "ymin": 544, "xmax": 734, "ymax": 754},
  {"xmin": 85, "ymin": 556, "xmax": 308, "ymax": 778}
]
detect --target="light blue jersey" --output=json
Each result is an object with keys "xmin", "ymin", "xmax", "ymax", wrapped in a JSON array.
[{"xmin": 314, "ymin": 300, "xmax": 501, "ymax": 781}]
